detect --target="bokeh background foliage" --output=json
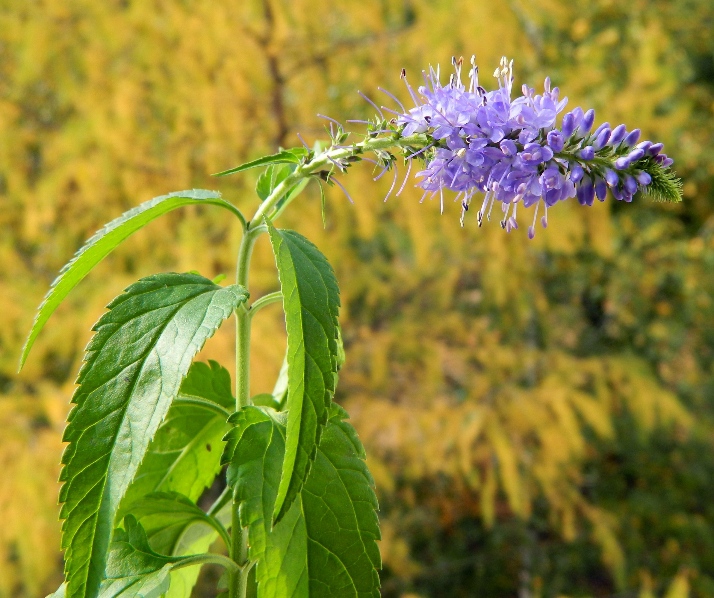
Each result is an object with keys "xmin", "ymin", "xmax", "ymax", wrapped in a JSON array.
[{"xmin": 1, "ymin": 0, "xmax": 713, "ymax": 596}]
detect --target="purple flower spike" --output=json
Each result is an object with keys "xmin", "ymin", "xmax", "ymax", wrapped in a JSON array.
[
  {"xmin": 609, "ymin": 124, "xmax": 627, "ymax": 146},
  {"xmin": 623, "ymin": 128, "xmax": 641, "ymax": 146},
  {"xmin": 662, "ymin": 156, "xmax": 674, "ymax": 167},
  {"xmin": 377, "ymin": 56, "xmax": 678, "ymax": 234},
  {"xmin": 547, "ymin": 129, "xmax": 565, "ymax": 152},
  {"xmin": 578, "ymin": 146, "xmax": 595, "ymax": 160}
]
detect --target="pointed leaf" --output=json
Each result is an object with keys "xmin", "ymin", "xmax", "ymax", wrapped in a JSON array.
[
  {"xmin": 20, "ymin": 189, "xmax": 244, "ymax": 369},
  {"xmin": 213, "ymin": 148, "xmax": 309, "ymax": 177},
  {"xmin": 59, "ymin": 273, "xmax": 247, "ymax": 598},
  {"xmin": 224, "ymin": 405, "xmax": 380, "ymax": 597},
  {"xmin": 119, "ymin": 360, "xmax": 233, "ymax": 514},
  {"xmin": 267, "ymin": 224, "xmax": 340, "ymax": 522}
]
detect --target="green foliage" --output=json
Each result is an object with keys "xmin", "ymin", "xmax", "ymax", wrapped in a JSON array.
[
  {"xmin": 19, "ymin": 190, "xmax": 244, "ymax": 369},
  {"xmin": 267, "ymin": 224, "xmax": 341, "ymax": 523},
  {"xmin": 119, "ymin": 492, "xmax": 229, "ymax": 555},
  {"xmin": 119, "ymin": 361, "xmax": 234, "ymax": 512},
  {"xmin": 213, "ymin": 148, "xmax": 310, "ymax": 177},
  {"xmin": 4, "ymin": 1, "xmax": 714, "ymax": 596},
  {"xmin": 58, "ymin": 273, "xmax": 247, "ymax": 598},
  {"xmin": 223, "ymin": 404, "xmax": 380, "ymax": 597},
  {"xmin": 99, "ymin": 516, "xmax": 180, "ymax": 598}
]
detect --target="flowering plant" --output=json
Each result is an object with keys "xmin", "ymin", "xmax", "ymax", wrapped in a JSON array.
[{"xmin": 24, "ymin": 57, "xmax": 681, "ymax": 598}]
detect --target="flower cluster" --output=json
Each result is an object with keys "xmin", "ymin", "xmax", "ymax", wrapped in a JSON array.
[{"xmin": 369, "ymin": 56, "xmax": 678, "ymax": 238}]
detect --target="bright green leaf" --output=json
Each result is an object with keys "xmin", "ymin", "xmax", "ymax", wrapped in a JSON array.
[
  {"xmin": 58, "ymin": 273, "xmax": 247, "ymax": 598},
  {"xmin": 120, "ymin": 360, "xmax": 234, "ymax": 515},
  {"xmin": 267, "ymin": 224, "xmax": 340, "ymax": 523},
  {"xmin": 223, "ymin": 404, "xmax": 381, "ymax": 597},
  {"xmin": 19, "ymin": 189, "xmax": 245, "ymax": 369},
  {"xmin": 213, "ymin": 148, "xmax": 308, "ymax": 177}
]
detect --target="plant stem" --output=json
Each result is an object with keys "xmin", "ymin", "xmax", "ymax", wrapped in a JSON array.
[
  {"xmin": 251, "ymin": 133, "xmax": 429, "ymax": 224},
  {"xmin": 229, "ymin": 223, "xmax": 265, "ymax": 598},
  {"xmin": 249, "ymin": 290, "xmax": 283, "ymax": 318}
]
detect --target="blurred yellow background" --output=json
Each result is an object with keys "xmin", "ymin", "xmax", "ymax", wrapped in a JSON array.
[{"xmin": 1, "ymin": 0, "xmax": 713, "ymax": 596}]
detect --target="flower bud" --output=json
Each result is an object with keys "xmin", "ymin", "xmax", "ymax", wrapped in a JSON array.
[
  {"xmin": 593, "ymin": 127, "xmax": 611, "ymax": 150},
  {"xmin": 562, "ymin": 113, "xmax": 575, "ymax": 137},
  {"xmin": 605, "ymin": 169, "xmax": 619, "ymax": 187},
  {"xmin": 595, "ymin": 178, "xmax": 608, "ymax": 201},
  {"xmin": 577, "ymin": 146, "xmax": 595, "ymax": 160},
  {"xmin": 635, "ymin": 171, "xmax": 652, "ymax": 185},
  {"xmin": 614, "ymin": 156, "xmax": 630, "ymax": 170},
  {"xmin": 579, "ymin": 109, "xmax": 595, "ymax": 135},
  {"xmin": 623, "ymin": 128, "xmax": 641, "ymax": 147},
  {"xmin": 609, "ymin": 124, "xmax": 627, "ymax": 146}
]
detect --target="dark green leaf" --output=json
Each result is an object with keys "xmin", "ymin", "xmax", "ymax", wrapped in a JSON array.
[
  {"xmin": 267, "ymin": 224, "xmax": 340, "ymax": 523},
  {"xmin": 59, "ymin": 273, "xmax": 247, "ymax": 598},
  {"xmin": 224, "ymin": 405, "xmax": 381, "ymax": 598},
  {"xmin": 20, "ymin": 189, "xmax": 244, "ymax": 369},
  {"xmin": 120, "ymin": 360, "xmax": 233, "ymax": 515},
  {"xmin": 213, "ymin": 148, "xmax": 308, "ymax": 177}
]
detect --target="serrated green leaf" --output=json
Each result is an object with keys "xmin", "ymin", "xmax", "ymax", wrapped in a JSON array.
[
  {"xmin": 266, "ymin": 224, "xmax": 340, "ymax": 523},
  {"xmin": 120, "ymin": 360, "xmax": 233, "ymax": 516},
  {"xmin": 213, "ymin": 148, "xmax": 308, "ymax": 177},
  {"xmin": 59, "ymin": 273, "xmax": 247, "ymax": 598},
  {"xmin": 120, "ymin": 360, "xmax": 235, "ymax": 598},
  {"xmin": 224, "ymin": 405, "xmax": 380, "ymax": 598},
  {"xmin": 19, "ymin": 189, "xmax": 244, "ymax": 370}
]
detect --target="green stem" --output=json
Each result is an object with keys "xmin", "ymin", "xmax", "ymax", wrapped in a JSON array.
[
  {"xmin": 251, "ymin": 133, "xmax": 429, "ymax": 224},
  {"xmin": 229, "ymin": 223, "xmax": 265, "ymax": 598},
  {"xmin": 172, "ymin": 395, "xmax": 232, "ymax": 419},
  {"xmin": 173, "ymin": 553, "xmax": 242, "ymax": 575},
  {"xmin": 249, "ymin": 291, "xmax": 283, "ymax": 318}
]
